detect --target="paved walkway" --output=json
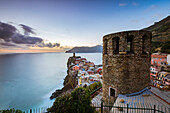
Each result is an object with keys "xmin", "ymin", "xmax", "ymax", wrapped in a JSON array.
[{"xmin": 150, "ymin": 87, "xmax": 170, "ymax": 104}]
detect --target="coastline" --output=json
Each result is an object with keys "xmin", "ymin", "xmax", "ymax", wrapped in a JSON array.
[{"xmin": 50, "ymin": 54, "xmax": 80, "ymax": 99}]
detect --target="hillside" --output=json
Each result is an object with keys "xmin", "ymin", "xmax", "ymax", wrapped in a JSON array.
[
  {"xmin": 65, "ymin": 45, "xmax": 102, "ymax": 53},
  {"xmin": 143, "ymin": 15, "xmax": 170, "ymax": 53},
  {"xmin": 66, "ymin": 16, "xmax": 170, "ymax": 53},
  {"xmin": 143, "ymin": 15, "xmax": 170, "ymax": 42}
]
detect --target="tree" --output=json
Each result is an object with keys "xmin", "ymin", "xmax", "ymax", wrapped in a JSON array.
[
  {"xmin": 0, "ymin": 108, "xmax": 22, "ymax": 113},
  {"xmin": 47, "ymin": 87, "xmax": 95, "ymax": 113}
]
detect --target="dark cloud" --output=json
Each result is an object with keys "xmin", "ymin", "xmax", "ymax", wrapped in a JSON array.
[
  {"xmin": 0, "ymin": 42, "xmax": 16, "ymax": 47},
  {"xmin": 0, "ymin": 22, "xmax": 42, "ymax": 45},
  {"xmin": 35, "ymin": 42, "xmax": 60, "ymax": 48},
  {"xmin": 45, "ymin": 42, "xmax": 60, "ymax": 48},
  {"xmin": 12, "ymin": 34, "xmax": 43, "ymax": 44},
  {"xmin": 0, "ymin": 39, "xmax": 18, "ymax": 49},
  {"xmin": 0, "ymin": 22, "xmax": 17, "ymax": 41},
  {"xmin": 53, "ymin": 43, "xmax": 60, "ymax": 47},
  {"xmin": 0, "ymin": 22, "xmax": 60, "ymax": 49},
  {"xmin": 19, "ymin": 24, "xmax": 35, "ymax": 36}
]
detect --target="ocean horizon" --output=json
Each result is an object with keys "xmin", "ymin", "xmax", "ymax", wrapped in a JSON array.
[{"xmin": 0, "ymin": 52, "xmax": 102, "ymax": 110}]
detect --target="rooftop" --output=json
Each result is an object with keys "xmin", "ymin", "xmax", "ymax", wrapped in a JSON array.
[{"xmin": 111, "ymin": 89, "xmax": 169, "ymax": 112}]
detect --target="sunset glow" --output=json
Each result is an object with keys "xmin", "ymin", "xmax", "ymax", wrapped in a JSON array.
[{"xmin": 0, "ymin": 0, "xmax": 170, "ymax": 53}]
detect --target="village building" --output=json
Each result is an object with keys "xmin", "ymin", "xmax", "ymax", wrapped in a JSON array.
[
  {"xmin": 150, "ymin": 66, "xmax": 161, "ymax": 80},
  {"xmin": 163, "ymin": 74, "xmax": 170, "ymax": 87},
  {"xmin": 151, "ymin": 53, "xmax": 168, "ymax": 66},
  {"xmin": 157, "ymin": 71, "xmax": 169, "ymax": 81},
  {"xmin": 96, "ymin": 67, "xmax": 102, "ymax": 74},
  {"xmin": 69, "ymin": 55, "xmax": 103, "ymax": 88},
  {"xmin": 80, "ymin": 58, "xmax": 87, "ymax": 61},
  {"xmin": 72, "ymin": 65, "xmax": 79, "ymax": 71}
]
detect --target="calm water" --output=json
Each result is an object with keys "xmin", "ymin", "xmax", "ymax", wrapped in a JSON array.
[{"xmin": 0, "ymin": 53, "xmax": 102, "ymax": 110}]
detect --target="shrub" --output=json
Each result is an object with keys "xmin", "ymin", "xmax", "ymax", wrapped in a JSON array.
[
  {"xmin": 0, "ymin": 108, "xmax": 22, "ymax": 113},
  {"xmin": 88, "ymin": 82, "xmax": 102, "ymax": 92},
  {"xmin": 48, "ymin": 87, "xmax": 95, "ymax": 113}
]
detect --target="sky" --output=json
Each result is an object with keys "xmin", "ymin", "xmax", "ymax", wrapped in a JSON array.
[{"xmin": 0, "ymin": 0, "xmax": 170, "ymax": 53}]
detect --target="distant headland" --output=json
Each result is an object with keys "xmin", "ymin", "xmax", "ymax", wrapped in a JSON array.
[{"xmin": 65, "ymin": 45, "xmax": 102, "ymax": 53}]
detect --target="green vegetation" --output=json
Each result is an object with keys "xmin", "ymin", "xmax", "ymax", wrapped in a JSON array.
[
  {"xmin": 151, "ymin": 41, "xmax": 170, "ymax": 53},
  {"xmin": 143, "ymin": 15, "xmax": 170, "ymax": 53},
  {"xmin": 160, "ymin": 41, "xmax": 170, "ymax": 53},
  {"xmin": 48, "ymin": 87, "xmax": 95, "ymax": 113},
  {"xmin": 0, "ymin": 109, "xmax": 22, "ymax": 113},
  {"xmin": 88, "ymin": 82, "xmax": 102, "ymax": 93}
]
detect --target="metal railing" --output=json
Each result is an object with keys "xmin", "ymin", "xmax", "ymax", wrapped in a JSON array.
[
  {"xmin": 23, "ymin": 106, "xmax": 49, "ymax": 113},
  {"xmin": 94, "ymin": 102, "xmax": 169, "ymax": 113}
]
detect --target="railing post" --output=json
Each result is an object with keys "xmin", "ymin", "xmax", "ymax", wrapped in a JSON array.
[
  {"xmin": 101, "ymin": 101, "xmax": 103, "ymax": 113},
  {"xmin": 154, "ymin": 105, "xmax": 156, "ymax": 113},
  {"xmin": 127, "ymin": 104, "xmax": 129, "ymax": 113},
  {"xmin": 30, "ymin": 109, "xmax": 32, "ymax": 113}
]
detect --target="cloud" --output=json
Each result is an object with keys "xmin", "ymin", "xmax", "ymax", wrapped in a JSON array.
[
  {"xmin": 132, "ymin": 2, "xmax": 138, "ymax": 6},
  {"xmin": 33, "ymin": 42, "xmax": 60, "ymax": 48},
  {"xmin": 1, "ymin": 42, "xmax": 16, "ymax": 47},
  {"xmin": 144, "ymin": 5, "xmax": 157, "ymax": 13},
  {"xmin": 12, "ymin": 34, "xmax": 43, "ymax": 44},
  {"xmin": 0, "ymin": 22, "xmax": 42, "ymax": 44},
  {"xmin": 19, "ymin": 24, "xmax": 35, "ymax": 36},
  {"xmin": 0, "ymin": 22, "xmax": 61, "ymax": 50},
  {"xmin": 151, "ymin": 5, "xmax": 156, "ymax": 9},
  {"xmin": 0, "ymin": 39, "xmax": 14, "ymax": 46},
  {"xmin": 0, "ymin": 22, "xmax": 17, "ymax": 41},
  {"xmin": 119, "ymin": 3, "xmax": 127, "ymax": 6},
  {"xmin": 0, "ymin": 39, "xmax": 20, "ymax": 49},
  {"xmin": 148, "ymin": 5, "xmax": 157, "ymax": 11}
]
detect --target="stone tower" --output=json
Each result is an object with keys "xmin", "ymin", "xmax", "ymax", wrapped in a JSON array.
[{"xmin": 102, "ymin": 30, "xmax": 152, "ymax": 105}]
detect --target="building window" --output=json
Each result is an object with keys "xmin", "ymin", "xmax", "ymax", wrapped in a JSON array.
[
  {"xmin": 127, "ymin": 35, "xmax": 134, "ymax": 54},
  {"xmin": 109, "ymin": 87, "xmax": 116, "ymax": 97},
  {"xmin": 104, "ymin": 39, "xmax": 108, "ymax": 55},
  {"xmin": 112, "ymin": 37, "xmax": 119, "ymax": 55},
  {"xmin": 142, "ymin": 35, "xmax": 147, "ymax": 54}
]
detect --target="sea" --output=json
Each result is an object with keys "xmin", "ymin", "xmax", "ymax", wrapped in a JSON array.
[{"xmin": 0, "ymin": 53, "xmax": 102, "ymax": 111}]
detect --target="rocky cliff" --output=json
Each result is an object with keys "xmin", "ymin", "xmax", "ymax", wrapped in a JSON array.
[{"xmin": 50, "ymin": 55, "xmax": 80, "ymax": 99}]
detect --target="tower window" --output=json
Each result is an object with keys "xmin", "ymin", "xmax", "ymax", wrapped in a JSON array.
[
  {"xmin": 127, "ymin": 36, "xmax": 134, "ymax": 54},
  {"xmin": 104, "ymin": 39, "xmax": 108, "ymax": 55},
  {"xmin": 142, "ymin": 35, "xmax": 147, "ymax": 54},
  {"xmin": 112, "ymin": 37, "xmax": 120, "ymax": 55},
  {"xmin": 110, "ymin": 88, "xmax": 116, "ymax": 97},
  {"xmin": 105, "ymin": 59, "xmax": 108, "ymax": 65}
]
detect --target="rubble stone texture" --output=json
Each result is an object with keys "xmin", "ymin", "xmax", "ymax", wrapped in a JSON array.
[{"xmin": 102, "ymin": 30, "xmax": 152, "ymax": 105}]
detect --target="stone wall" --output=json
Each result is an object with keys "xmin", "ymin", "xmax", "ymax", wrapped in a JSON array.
[{"xmin": 102, "ymin": 30, "xmax": 152, "ymax": 105}]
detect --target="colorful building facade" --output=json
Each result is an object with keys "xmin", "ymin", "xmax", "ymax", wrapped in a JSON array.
[{"xmin": 151, "ymin": 53, "xmax": 168, "ymax": 66}]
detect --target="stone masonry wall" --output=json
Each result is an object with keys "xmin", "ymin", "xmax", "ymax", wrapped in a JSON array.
[{"xmin": 102, "ymin": 30, "xmax": 152, "ymax": 105}]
